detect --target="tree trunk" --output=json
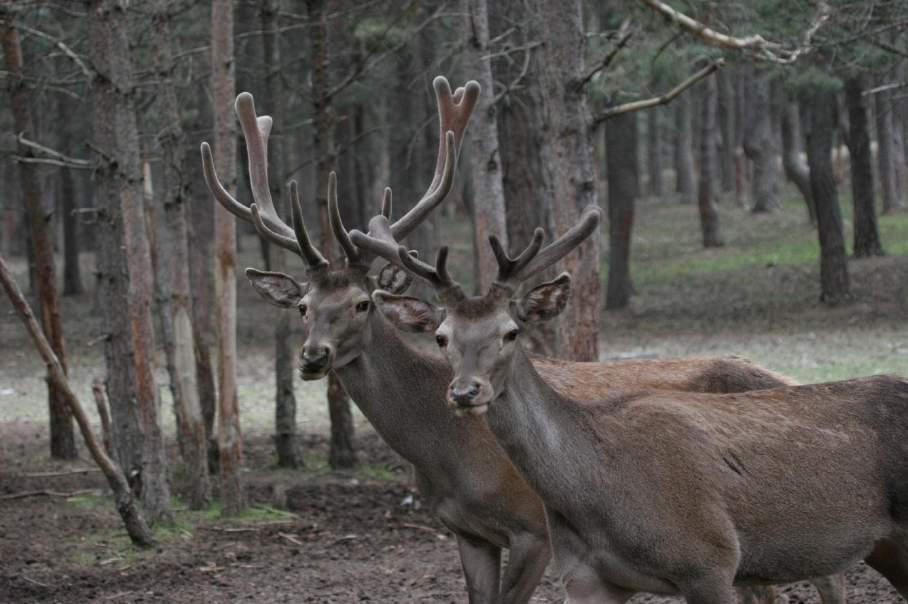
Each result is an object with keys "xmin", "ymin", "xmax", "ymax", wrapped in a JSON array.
[
  {"xmin": 149, "ymin": 0, "xmax": 211, "ymax": 509},
  {"xmin": 1, "ymin": 23, "xmax": 77, "ymax": 459},
  {"xmin": 307, "ymin": 0, "xmax": 356, "ymax": 469},
  {"xmin": 527, "ymin": 0, "xmax": 600, "ymax": 361},
  {"xmin": 698, "ymin": 73, "xmax": 723, "ymax": 248},
  {"xmin": 59, "ymin": 97, "xmax": 83, "ymax": 297},
  {"xmin": 88, "ymin": 0, "xmax": 171, "ymax": 522},
  {"xmin": 211, "ymin": 0, "xmax": 245, "ymax": 514},
  {"xmin": 874, "ymin": 79, "xmax": 902, "ymax": 214},
  {"xmin": 462, "ymin": 0, "xmax": 507, "ymax": 292},
  {"xmin": 801, "ymin": 87, "xmax": 851, "ymax": 305},
  {"xmin": 604, "ymin": 111, "xmax": 636, "ymax": 309},
  {"xmin": 743, "ymin": 73, "xmax": 780, "ymax": 213},
  {"xmin": 646, "ymin": 108, "xmax": 663, "ymax": 197},
  {"xmin": 717, "ymin": 68, "xmax": 735, "ymax": 194},
  {"xmin": 673, "ymin": 93, "xmax": 696, "ymax": 204},
  {"xmin": 261, "ymin": 0, "xmax": 303, "ymax": 468},
  {"xmin": 734, "ymin": 65, "xmax": 750, "ymax": 207},
  {"xmin": 781, "ymin": 98, "xmax": 815, "ymax": 224},
  {"xmin": 844, "ymin": 75, "xmax": 884, "ymax": 258}
]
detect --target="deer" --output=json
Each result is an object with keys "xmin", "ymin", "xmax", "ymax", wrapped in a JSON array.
[
  {"xmin": 201, "ymin": 78, "xmax": 846, "ymax": 603},
  {"xmin": 363, "ymin": 205, "xmax": 908, "ymax": 604}
]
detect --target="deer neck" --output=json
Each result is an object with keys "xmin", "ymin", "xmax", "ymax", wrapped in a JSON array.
[
  {"xmin": 486, "ymin": 347, "xmax": 614, "ymax": 512},
  {"xmin": 333, "ymin": 311, "xmax": 465, "ymax": 468}
]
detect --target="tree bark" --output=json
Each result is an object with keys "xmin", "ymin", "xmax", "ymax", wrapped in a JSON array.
[
  {"xmin": 604, "ymin": 111, "xmax": 636, "ymax": 309},
  {"xmin": 149, "ymin": 0, "xmax": 211, "ymax": 509},
  {"xmin": 1, "ymin": 22, "xmax": 76, "ymax": 459},
  {"xmin": 261, "ymin": 0, "xmax": 303, "ymax": 468},
  {"xmin": 646, "ymin": 108, "xmax": 663, "ymax": 197},
  {"xmin": 527, "ymin": 0, "xmax": 600, "ymax": 361},
  {"xmin": 0, "ymin": 256, "xmax": 155, "ymax": 547},
  {"xmin": 88, "ymin": 0, "xmax": 171, "ymax": 522},
  {"xmin": 307, "ymin": 0, "xmax": 356, "ymax": 469},
  {"xmin": 717, "ymin": 67, "xmax": 735, "ymax": 194},
  {"xmin": 462, "ymin": 0, "xmax": 507, "ymax": 292},
  {"xmin": 673, "ymin": 92, "xmax": 696, "ymax": 204},
  {"xmin": 211, "ymin": 0, "xmax": 245, "ymax": 514},
  {"xmin": 59, "ymin": 97, "xmax": 83, "ymax": 297},
  {"xmin": 844, "ymin": 75, "xmax": 884, "ymax": 258},
  {"xmin": 698, "ymin": 73, "xmax": 723, "ymax": 248},
  {"xmin": 743, "ymin": 73, "xmax": 780, "ymax": 212},
  {"xmin": 801, "ymin": 87, "xmax": 851, "ymax": 305}
]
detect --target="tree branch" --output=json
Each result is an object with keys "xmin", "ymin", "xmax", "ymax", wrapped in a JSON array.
[
  {"xmin": 575, "ymin": 20, "xmax": 633, "ymax": 91},
  {"xmin": 637, "ymin": 0, "xmax": 830, "ymax": 64},
  {"xmin": 594, "ymin": 59, "xmax": 723, "ymax": 126},
  {"xmin": 11, "ymin": 22, "xmax": 94, "ymax": 78},
  {"xmin": 16, "ymin": 133, "xmax": 93, "ymax": 168}
]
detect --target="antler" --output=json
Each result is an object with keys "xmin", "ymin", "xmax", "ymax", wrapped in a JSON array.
[
  {"xmin": 394, "ymin": 246, "xmax": 466, "ymax": 303},
  {"xmin": 201, "ymin": 92, "xmax": 328, "ymax": 271},
  {"xmin": 492, "ymin": 206, "xmax": 602, "ymax": 291},
  {"xmin": 341, "ymin": 76, "xmax": 479, "ymax": 269}
]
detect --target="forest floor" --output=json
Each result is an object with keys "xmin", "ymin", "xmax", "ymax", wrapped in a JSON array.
[{"xmin": 1, "ymin": 193, "xmax": 907, "ymax": 603}]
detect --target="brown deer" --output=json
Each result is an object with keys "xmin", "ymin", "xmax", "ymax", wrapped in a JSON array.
[
  {"xmin": 365, "ymin": 207, "xmax": 908, "ymax": 604},
  {"xmin": 202, "ymin": 79, "xmax": 844, "ymax": 603}
]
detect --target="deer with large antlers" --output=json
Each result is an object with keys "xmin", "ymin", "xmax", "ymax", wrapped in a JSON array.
[
  {"xmin": 366, "ymin": 208, "xmax": 908, "ymax": 603},
  {"xmin": 202, "ymin": 78, "xmax": 846, "ymax": 603}
]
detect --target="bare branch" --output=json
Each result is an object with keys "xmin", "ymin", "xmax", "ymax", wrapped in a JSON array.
[
  {"xmin": 637, "ymin": 0, "xmax": 831, "ymax": 64},
  {"xmin": 863, "ymin": 81, "xmax": 908, "ymax": 96},
  {"xmin": 594, "ymin": 59, "xmax": 723, "ymax": 126},
  {"xmin": 11, "ymin": 22, "xmax": 94, "ymax": 78},
  {"xmin": 575, "ymin": 20, "xmax": 633, "ymax": 91},
  {"xmin": 17, "ymin": 133, "xmax": 93, "ymax": 167}
]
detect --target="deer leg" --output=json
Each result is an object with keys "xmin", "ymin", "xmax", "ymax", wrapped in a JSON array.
[
  {"xmin": 866, "ymin": 538, "xmax": 908, "ymax": 598},
  {"xmin": 561, "ymin": 565, "xmax": 633, "ymax": 604},
  {"xmin": 456, "ymin": 533, "xmax": 502, "ymax": 604},
  {"xmin": 736, "ymin": 585, "xmax": 782, "ymax": 604},
  {"xmin": 811, "ymin": 574, "xmax": 846, "ymax": 604},
  {"xmin": 679, "ymin": 572, "xmax": 739, "ymax": 604},
  {"xmin": 498, "ymin": 534, "xmax": 550, "ymax": 604}
]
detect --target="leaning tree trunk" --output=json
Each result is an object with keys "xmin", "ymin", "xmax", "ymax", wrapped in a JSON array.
[
  {"xmin": 261, "ymin": 0, "xmax": 303, "ymax": 468},
  {"xmin": 88, "ymin": 0, "xmax": 171, "ymax": 522},
  {"xmin": 307, "ymin": 0, "xmax": 356, "ymax": 469},
  {"xmin": 717, "ymin": 67, "xmax": 735, "ymax": 194},
  {"xmin": 604, "ymin": 110, "xmax": 637, "ymax": 310},
  {"xmin": 673, "ymin": 92, "xmax": 696, "ymax": 204},
  {"xmin": 801, "ymin": 86, "xmax": 851, "ymax": 305},
  {"xmin": 697, "ymin": 72, "xmax": 723, "ymax": 248},
  {"xmin": 647, "ymin": 108, "xmax": 664, "ymax": 197},
  {"xmin": 844, "ymin": 76, "xmax": 883, "ymax": 258},
  {"xmin": 462, "ymin": 0, "xmax": 507, "ymax": 291},
  {"xmin": 743, "ymin": 73, "xmax": 780, "ymax": 213},
  {"xmin": 1, "ymin": 22, "xmax": 76, "ymax": 459},
  {"xmin": 149, "ymin": 0, "xmax": 211, "ymax": 509},
  {"xmin": 211, "ymin": 0, "xmax": 245, "ymax": 514},
  {"xmin": 781, "ymin": 98, "xmax": 815, "ymax": 224}
]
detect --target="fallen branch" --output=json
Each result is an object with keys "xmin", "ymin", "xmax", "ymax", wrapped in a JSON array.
[
  {"xmin": 0, "ymin": 255, "xmax": 154, "ymax": 547},
  {"xmin": 277, "ymin": 531, "xmax": 304, "ymax": 546},
  {"xmin": 92, "ymin": 378, "xmax": 113, "ymax": 457},
  {"xmin": 21, "ymin": 468, "xmax": 101, "ymax": 478},
  {"xmin": 594, "ymin": 59, "xmax": 723, "ymax": 125},
  {"xmin": 0, "ymin": 488, "xmax": 95, "ymax": 500},
  {"xmin": 399, "ymin": 522, "xmax": 448, "ymax": 540}
]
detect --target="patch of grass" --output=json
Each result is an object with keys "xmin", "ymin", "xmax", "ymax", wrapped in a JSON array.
[
  {"xmin": 200, "ymin": 500, "xmax": 296, "ymax": 523},
  {"xmin": 358, "ymin": 463, "xmax": 396, "ymax": 482}
]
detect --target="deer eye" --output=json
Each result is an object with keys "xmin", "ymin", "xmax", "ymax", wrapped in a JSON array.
[
  {"xmin": 356, "ymin": 300, "xmax": 370, "ymax": 313},
  {"xmin": 503, "ymin": 328, "xmax": 520, "ymax": 343},
  {"xmin": 435, "ymin": 334, "xmax": 448, "ymax": 348},
  {"xmin": 298, "ymin": 304, "xmax": 308, "ymax": 317}
]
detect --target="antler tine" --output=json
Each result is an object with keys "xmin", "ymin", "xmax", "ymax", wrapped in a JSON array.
[
  {"xmin": 380, "ymin": 187, "xmax": 392, "ymax": 220},
  {"xmin": 510, "ymin": 206, "xmax": 602, "ymax": 284},
  {"xmin": 201, "ymin": 142, "xmax": 252, "ymax": 221},
  {"xmin": 489, "ymin": 228, "xmax": 545, "ymax": 285},
  {"xmin": 289, "ymin": 180, "xmax": 329, "ymax": 270},
  {"xmin": 326, "ymin": 171, "xmax": 362, "ymax": 266},
  {"xmin": 389, "ymin": 76, "xmax": 481, "ymax": 240},
  {"xmin": 396, "ymin": 245, "xmax": 466, "ymax": 303}
]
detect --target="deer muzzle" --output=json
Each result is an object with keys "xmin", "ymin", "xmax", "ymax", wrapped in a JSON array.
[{"xmin": 300, "ymin": 344, "xmax": 333, "ymax": 379}]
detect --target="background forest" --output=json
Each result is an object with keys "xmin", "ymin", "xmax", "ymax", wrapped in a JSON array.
[{"xmin": 1, "ymin": 0, "xmax": 907, "ymax": 602}]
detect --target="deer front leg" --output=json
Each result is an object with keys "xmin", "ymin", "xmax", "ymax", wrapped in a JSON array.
[
  {"xmin": 498, "ymin": 533, "xmax": 550, "ymax": 604},
  {"xmin": 812, "ymin": 574, "xmax": 846, "ymax": 604},
  {"xmin": 456, "ymin": 533, "xmax": 502, "ymax": 604},
  {"xmin": 679, "ymin": 570, "xmax": 739, "ymax": 604}
]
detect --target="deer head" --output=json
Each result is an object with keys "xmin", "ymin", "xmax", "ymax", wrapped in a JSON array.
[
  {"xmin": 354, "ymin": 206, "xmax": 601, "ymax": 414},
  {"xmin": 200, "ymin": 76, "xmax": 479, "ymax": 379}
]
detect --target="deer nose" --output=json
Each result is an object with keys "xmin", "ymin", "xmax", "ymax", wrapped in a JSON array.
[
  {"xmin": 449, "ymin": 380, "xmax": 481, "ymax": 405},
  {"xmin": 301, "ymin": 346, "xmax": 331, "ymax": 370}
]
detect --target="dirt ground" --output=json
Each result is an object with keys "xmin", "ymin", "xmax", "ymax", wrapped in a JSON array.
[{"xmin": 2, "ymin": 199, "xmax": 907, "ymax": 603}]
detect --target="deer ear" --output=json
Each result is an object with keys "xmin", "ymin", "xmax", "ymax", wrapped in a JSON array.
[
  {"xmin": 511, "ymin": 273, "xmax": 571, "ymax": 323},
  {"xmin": 372, "ymin": 290, "xmax": 445, "ymax": 332},
  {"xmin": 376, "ymin": 262, "xmax": 413, "ymax": 295},
  {"xmin": 245, "ymin": 268, "xmax": 307, "ymax": 308}
]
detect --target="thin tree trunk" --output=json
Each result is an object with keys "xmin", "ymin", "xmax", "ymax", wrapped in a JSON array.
[
  {"xmin": 528, "ymin": 0, "xmax": 600, "ymax": 361},
  {"xmin": 307, "ymin": 0, "xmax": 356, "ymax": 469},
  {"xmin": 59, "ymin": 100, "xmax": 83, "ymax": 297},
  {"xmin": 150, "ymin": 0, "xmax": 211, "ymax": 509},
  {"xmin": 743, "ymin": 73, "xmax": 780, "ymax": 212},
  {"xmin": 1, "ymin": 22, "xmax": 76, "ymax": 459},
  {"xmin": 0, "ymin": 256, "xmax": 154, "ymax": 547},
  {"xmin": 698, "ymin": 73, "xmax": 723, "ymax": 248},
  {"xmin": 781, "ymin": 99, "xmax": 815, "ymax": 224},
  {"xmin": 88, "ymin": 0, "xmax": 171, "ymax": 522},
  {"xmin": 261, "ymin": 0, "xmax": 303, "ymax": 468},
  {"xmin": 604, "ymin": 111, "xmax": 636, "ymax": 309},
  {"xmin": 801, "ymin": 87, "xmax": 851, "ymax": 305},
  {"xmin": 734, "ymin": 65, "xmax": 750, "ymax": 208},
  {"xmin": 211, "ymin": 0, "xmax": 245, "ymax": 514},
  {"xmin": 717, "ymin": 68, "xmax": 735, "ymax": 194},
  {"xmin": 674, "ymin": 93, "xmax": 696, "ymax": 204},
  {"xmin": 875, "ymin": 78, "xmax": 901, "ymax": 214},
  {"xmin": 647, "ymin": 108, "xmax": 663, "ymax": 197},
  {"xmin": 844, "ymin": 75, "xmax": 884, "ymax": 258}
]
